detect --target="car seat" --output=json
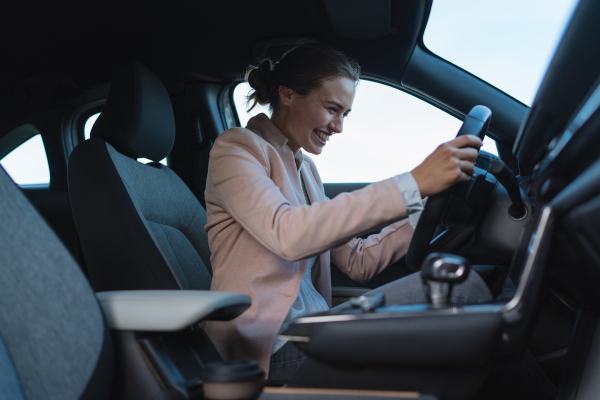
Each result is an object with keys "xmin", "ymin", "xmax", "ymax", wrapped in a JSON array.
[
  {"xmin": 0, "ymin": 165, "xmax": 114, "ymax": 399},
  {"xmin": 0, "ymin": 163, "xmax": 255, "ymax": 399},
  {"xmin": 68, "ymin": 62, "xmax": 213, "ymax": 292}
]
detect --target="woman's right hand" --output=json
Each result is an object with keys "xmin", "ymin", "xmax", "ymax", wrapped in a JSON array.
[{"xmin": 410, "ymin": 135, "xmax": 482, "ymax": 198}]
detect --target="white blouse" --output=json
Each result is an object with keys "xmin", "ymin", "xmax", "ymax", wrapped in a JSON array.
[{"xmin": 271, "ymin": 146, "xmax": 330, "ymax": 354}]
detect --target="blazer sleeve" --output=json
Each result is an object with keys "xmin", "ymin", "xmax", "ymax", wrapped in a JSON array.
[
  {"xmin": 206, "ymin": 128, "xmax": 409, "ymax": 262},
  {"xmin": 330, "ymin": 219, "xmax": 415, "ymax": 283}
]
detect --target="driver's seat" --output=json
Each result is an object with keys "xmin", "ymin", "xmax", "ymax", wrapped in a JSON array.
[{"xmin": 68, "ymin": 62, "xmax": 212, "ymax": 292}]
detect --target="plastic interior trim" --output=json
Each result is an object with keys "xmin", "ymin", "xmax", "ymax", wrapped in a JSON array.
[{"xmin": 500, "ymin": 206, "xmax": 553, "ymax": 315}]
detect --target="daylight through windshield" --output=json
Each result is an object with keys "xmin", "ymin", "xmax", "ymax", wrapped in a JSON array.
[{"xmin": 424, "ymin": 0, "xmax": 579, "ymax": 106}]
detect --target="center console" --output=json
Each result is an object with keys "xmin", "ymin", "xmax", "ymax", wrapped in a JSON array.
[{"xmin": 282, "ymin": 207, "xmax": 555, "ymax": 400}]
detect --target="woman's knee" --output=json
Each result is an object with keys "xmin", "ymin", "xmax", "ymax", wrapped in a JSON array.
[{"xmin": 334, "ymin": 269, "xmax": 492, "ymax": 309}]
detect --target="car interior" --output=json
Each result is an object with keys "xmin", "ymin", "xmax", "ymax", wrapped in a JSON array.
[{"xmin": 1, "ymin": 0, "xmax": 600, "ymax": 399}]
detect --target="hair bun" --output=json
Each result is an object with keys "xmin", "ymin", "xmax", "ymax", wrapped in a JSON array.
[
  {"xmin": 246, "ymin": 59, "xmax": 273, "ymax": 104},
  {"xmin": 258, "ymin": 59, "xmax": 273, "ymax": 82}
]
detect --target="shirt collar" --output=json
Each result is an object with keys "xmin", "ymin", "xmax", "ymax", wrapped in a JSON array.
[
  {"xmin": 245, "ymin": 113, "xmax": 289, "ymax": 150},
  {"xmin": 281, "ymin": 143, "xmax": 304, "ymax": 171}
]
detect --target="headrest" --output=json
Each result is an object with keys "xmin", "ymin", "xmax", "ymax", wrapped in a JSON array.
[{"xmin": 91, "ymin": 62, "xmax": 175, "ymax": 162}]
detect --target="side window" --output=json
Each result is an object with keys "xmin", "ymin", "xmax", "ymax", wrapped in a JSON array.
[
  {"xmin": 233, "ymin": 80, "xmax": 498, "ymax": 183},
  {"xmin": 0, "ymin": 134, "xmax": 50, "ymax": 185},
  {"xmin": 84, "ymin": 112, "xmax": 168, "ymax": 166},
  {"xmin": 233, "ymin": 83, "xmax": 272, "ymax": 127}
]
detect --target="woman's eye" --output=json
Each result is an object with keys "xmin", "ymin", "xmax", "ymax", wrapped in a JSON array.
[{"xmin": 328, "ymin": 107, "xmax": 337, "ymax": 113}]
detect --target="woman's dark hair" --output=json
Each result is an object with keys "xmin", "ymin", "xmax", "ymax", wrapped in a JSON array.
[{"xmin": 245, "ymin": 42, "xmax": 361, "ymax": 111}]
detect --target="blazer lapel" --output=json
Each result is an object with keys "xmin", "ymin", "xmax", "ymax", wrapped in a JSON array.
[
  {"xmin": 301, "ymin": 161, "xmax": 332, "ymax": 306},
  {"xmin": 300, "ymin": 161, "xmax": 326, "ymax": 204},
  {"xmin": 278, "ymin": 148, "xmax": 305, "ymax": 206},
  {"xmin": 312, "ymin": 253, "xmax": 332, "ymax": 307}
]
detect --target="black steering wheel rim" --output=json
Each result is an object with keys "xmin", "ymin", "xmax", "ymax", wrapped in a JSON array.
[{"xmin": 406, "ymin": 105, "xmax": 492, "ymax": 270}]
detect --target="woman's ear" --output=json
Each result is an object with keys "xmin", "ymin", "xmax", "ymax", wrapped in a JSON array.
[{"xmin": 278, "ymin": 86, "xmax": 294, "ymax": 106}]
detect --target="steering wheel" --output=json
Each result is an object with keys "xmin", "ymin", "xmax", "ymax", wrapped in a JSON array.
[{"xmin": 406, "ymin": 105, "xmax": 492, "ymax": 270}]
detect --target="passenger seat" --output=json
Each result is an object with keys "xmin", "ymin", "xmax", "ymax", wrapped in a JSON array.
[
  {"xmin": 0, "ymin": 165, "xmax": 114, "ymax": 399},
  {"xmin": 68, "ymin": 62, "xmax": 213, "ymax": 292},
  {"xmin": 0, "ymin": 164, "xmax": 252, "ymax": 399}
]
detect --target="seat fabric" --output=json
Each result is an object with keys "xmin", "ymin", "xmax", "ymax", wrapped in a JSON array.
[
  {"xmin": 68, "ymin": 62, "xmax": 212, "ymax": 292},
  {"xmin": 0, "ymin": 333, "xmax": 24, "ymax": 400},
  {"xmin": 0, "ymin": 166, "xmax": 113, "ymax": 400}
]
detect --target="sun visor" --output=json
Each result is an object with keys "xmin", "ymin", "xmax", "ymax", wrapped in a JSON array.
[{"xmin": 324, "ymin": 0, "xmax": 391, "ymax": 40}]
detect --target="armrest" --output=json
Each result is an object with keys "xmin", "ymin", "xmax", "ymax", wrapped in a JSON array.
[{"xmin": 96, "ymin": 290, "xmax": 251, "ymax": 331}]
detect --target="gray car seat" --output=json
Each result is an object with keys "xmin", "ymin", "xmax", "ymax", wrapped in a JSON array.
[
  {"xmin": 0, "ymin": 165, "xmax": 113, "ymax": 400},
  {"xmin": 68, "ymin": 62, "xmax": 213, "ymax": 292}
]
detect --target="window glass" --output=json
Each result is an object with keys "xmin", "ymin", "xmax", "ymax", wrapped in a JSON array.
[
  {"xmin": 84, "ymin": 113, "xmax": 100, "ymax": 140},
  {"xmin": 233, "ymin": 84, "xmax": 272, "ymax": 127},
  {"xmin": 233, "ymin": 81, "xmax": 498, "ymax": 183},
  {"xmin": 0, "ymin": 134, "xmax": 50, "ymax": 185},
  {"xmin": 424, "ymin": 0, "xmax": 579, "ymax": 105},
  {"xmin": 84, "ymin": 113, "xmax": 167, "ymax": 165}
]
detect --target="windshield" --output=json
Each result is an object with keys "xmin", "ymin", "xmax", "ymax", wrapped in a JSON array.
[{"xmin": 424, "ymin": 0, "xmax": 580, "ymax": 106}]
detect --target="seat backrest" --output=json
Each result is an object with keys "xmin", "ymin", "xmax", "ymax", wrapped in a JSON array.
[
  {"xmin": 68, "ymin": 62, "xmax": 212, "ymax": 292},
  {"xmin": 0, "ymin": 166, "xmax": 113, "ymax": 400}
]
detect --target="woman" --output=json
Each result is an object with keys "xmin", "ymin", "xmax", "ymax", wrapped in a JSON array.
[{"xmin": 204, "ymin": 43, "xmax": 492, "ymax": 380}]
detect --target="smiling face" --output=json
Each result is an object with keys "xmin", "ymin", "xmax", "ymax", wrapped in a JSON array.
[{"xmin": 273, "ymin": 77, "xmax": 357, "ymax": 155}]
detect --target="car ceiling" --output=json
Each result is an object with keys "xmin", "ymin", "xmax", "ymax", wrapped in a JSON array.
[{"xmin": 0, "ymin": 0, "xmax": 427, "ymax": 124}]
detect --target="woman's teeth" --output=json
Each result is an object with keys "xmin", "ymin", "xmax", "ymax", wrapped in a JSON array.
[{"xmin": 315, "ymin": 130, "xmax": 330, "ymax": 142}]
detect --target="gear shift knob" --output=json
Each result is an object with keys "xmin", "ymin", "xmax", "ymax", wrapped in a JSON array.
[{"xmin": 421, "ymin": 253, "xmax": 471, "ymax": 307}]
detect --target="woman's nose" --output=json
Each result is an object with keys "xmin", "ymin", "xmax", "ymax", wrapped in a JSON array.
[{"xmin": 329, "ymin": 117, "xmax": 343, "ymax": 133}]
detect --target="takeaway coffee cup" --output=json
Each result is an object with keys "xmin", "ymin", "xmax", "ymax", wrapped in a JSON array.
[{"xmin": 202, "ymin": 360, "xmax": 265, "ymax": 400}]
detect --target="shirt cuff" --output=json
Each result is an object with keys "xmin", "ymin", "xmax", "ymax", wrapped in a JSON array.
[{"xmin": 394, "ymin": 172, "xmax": 424, "ymax": 229}]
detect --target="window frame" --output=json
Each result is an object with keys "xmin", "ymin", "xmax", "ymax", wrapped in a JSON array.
[
  {"xmin": 220, "ymin": 82, "xmax": 242, "ymax": 129},
  {"xmin": 63, "ymin": 100, "xmax": 105, "ymax": 156}
]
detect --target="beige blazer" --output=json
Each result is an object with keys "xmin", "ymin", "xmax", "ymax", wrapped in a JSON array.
[{"xmin": 204, "ymin": 114, "xmax": 414, "ymax": 373}]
